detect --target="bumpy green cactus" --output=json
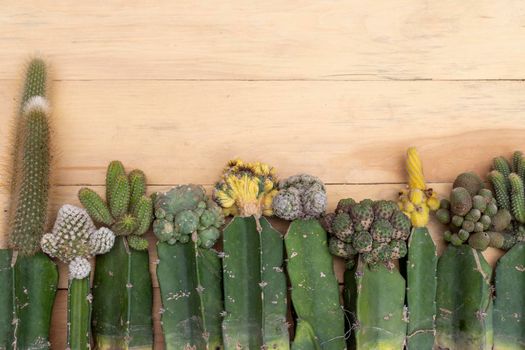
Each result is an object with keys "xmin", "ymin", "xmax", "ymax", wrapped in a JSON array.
[
  {"xmin": 435, "ymin": 244, "xmax": 493, "ymax": 349},
  {"xmin": 153, "ymin": 185, "xmax": 224, "ymax": 349},
  {"xmin": 323, "ymin": 198, "xmax": 411, "ymax": 349},
  {"xmin": 323, "ymin": 198, "xmax": 411, "ymax": 268},
  {"xmin": 41, "ymin": 205, "xmax": 115, "ymax": 349},
  {"xmin": 79, "ymin": 162, "xmax": 154, "ymax": 349},
  {"xmin": 437, "ymin": 172, "xmax": 510, "ymax": 251},
  {"xmin": 0, "ymin": 59, "xmax": 58, "ymax": 350},
  {"xmin": 272, "ymin": 175, "xmax": 345, "ymax": 349}
]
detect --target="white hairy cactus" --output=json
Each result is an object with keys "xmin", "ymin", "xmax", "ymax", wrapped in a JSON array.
[{"xmin": 41, "ymin": 204, "xmax": 116, "ymax": 279}]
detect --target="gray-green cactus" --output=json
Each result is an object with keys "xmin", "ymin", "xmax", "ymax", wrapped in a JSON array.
[
  {"xmin": 272, "ymin": 174, "xmax": 327, "ymax": 220},
  {"xmin": 41, "ymin": 204, "xmax": 115, "ymax": 349},
  {"xmin": 78, "ymin": 161, "xmax": 153, "ymax": 251},
  {"xmin": 153, "ymin": 185, "xmax": 225, "ymax": 349},
  {"xmin": 153, "ymin": 185, "xmax": 224, "ymax": 248},
  {"xmin": 437, "ymin": 172, "xmax": 509, "ymax": 251},
  {"xmin": 80, "ymin": 162, "xmax": 154, "ymax": 350},
  {"xmin": 0, "ymin": 59, "xmax": 58, "ymax": 350},
  {"xmin": 273, "ymin": 175, "xmax": 345, "ymax": 349}
]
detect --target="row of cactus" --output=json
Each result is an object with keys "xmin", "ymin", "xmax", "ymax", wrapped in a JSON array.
[
  {"xmin": 0, "ymin": 59, "xmax": 58, "ymax": 350},
  {"xmin": 78, "ymin": 162, "xmax": 154, "ymax": 349}
]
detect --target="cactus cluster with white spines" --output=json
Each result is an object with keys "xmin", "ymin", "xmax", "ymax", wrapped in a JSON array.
[{"xmin": 41, "ymin": 204, "xmax": 115, "ymax": 279}]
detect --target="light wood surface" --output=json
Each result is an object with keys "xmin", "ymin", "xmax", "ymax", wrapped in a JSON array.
[{"xmin": 1, "ymin": 1, "xmax": 524, "ymax": 349}]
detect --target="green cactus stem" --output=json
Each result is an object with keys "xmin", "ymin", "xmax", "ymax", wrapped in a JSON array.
[
  {"xmin": 91, "ymin": 237, "xmax": 153, "ymax": 350},
  {"xmin": 13, "ymin": 253, "xmax": 58, "ymax": 349},
  {"xmin": 435, "ymin": 244, "xmax": 493, "ymax": 350},
  {"xmin": 221, "ymin": 216, "xmax": 289, "ymax": 349},
  {"xmin": 0, "ymin": 250, "xmax": 13, "ymax": 349},
  {"xmin": 493, "ymin": 242, "xmax": 525, "ymax": 349},
  {"xmin": 67, "ymin": 277, "xmax": 91, "ymax": 350},
  {"xmin": 489, "ymin": 170, "xmax": 511, "ymax": 212},
  {"xmin": 406, "ymin": 227, "xmax": 437, "ymax": 349},
  {"xmin": 285, "ymin": 219, "xmax": 345, "ymax": 349},
  {"xmin": 349, "ymin": 259, "xmax": 407, "ymax": 350},
  {"xmin": 156, "ymin": 242, "xmax": 223, "ymax": 349},
  {"xmin": 508, "ymin": 173, "xmax": 525, "ymax": 223}
]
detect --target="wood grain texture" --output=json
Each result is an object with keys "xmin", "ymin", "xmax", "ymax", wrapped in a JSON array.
[
  {"xmin": 0, "ymin": 80, "xmax": 524, "ymax": 187},
  {"xmin": 1, "ymin": 1, "xmax": 525, "ymax": 80},
  {"xmin": 0, "ymin": 1, "xmax": 523, "ymax": 348}
]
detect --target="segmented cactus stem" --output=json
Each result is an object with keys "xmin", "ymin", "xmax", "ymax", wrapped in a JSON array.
[
  {"xmin": 512, "ymin": 151, "xmax": 524, "ymax": 178},
  {"xmin": 489, "ymin": 170, "xmax": 511, "ymax": 211},
  {"xmin": 509, "ymin": 173, "xmax": 525, "ymax": 223},
  {"xmin": 105, "ymin": 160, "xmax": 126, "ymax": 204},
  {"xmin": 109, "ymin": 175, "xmax": 130, "ymax": 219},
  {"xmin": 132, "ymin": 196, "xmax": 153, "ymax": 236},
  {"xmin": 493, "ymin": 157, "xmax": 511, "ymax": 184},
  {"xmin": 128, "ymin": 170, "xmax": 147, "ymax": 212},
  {"xmin": 78, "ymin": 188, "xmax": 114, "ymax": 226},
  {"xmin": 406, "ymin": 147, "xmax": 426, "ymax": 190}
]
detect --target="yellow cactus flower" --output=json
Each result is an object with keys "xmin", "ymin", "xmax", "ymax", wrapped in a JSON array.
[
  {"xmin": 398, "ymin": 147, "xmax": 439, "ymax": 227},
  {"xmin": 213, "ymin": 159, "xmax": 278, "ymax": 218}
]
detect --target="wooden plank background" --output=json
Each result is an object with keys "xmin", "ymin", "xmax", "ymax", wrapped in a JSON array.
[{"xmin": 1, "ymin": 1, "xmax": 524, "ymax": 348}]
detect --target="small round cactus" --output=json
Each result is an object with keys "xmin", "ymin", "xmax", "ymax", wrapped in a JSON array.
[
  {"xmin": 439, "ymin": 172, "xmax": 511, "ymax": 251},
  {"xmin": 272, "ymin": 174, "xmax": 327, "ymax": 221},
  {"xmin": 41, "ymin": 204, "xmax": 115, "ymax": 279},
  {"xmin": 324, "ymin": 198, "xmax": 411, "ymax": 267},
  {"xmin": 153, "ymin": 185, "xmax": 225, "ymax": 249}
]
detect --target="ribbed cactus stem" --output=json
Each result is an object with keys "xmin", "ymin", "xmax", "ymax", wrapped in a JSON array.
[
  {"xmin": 512, "ymin": 151, "xmax": 525, "ymax": 181},
  {"xmin": 128, "ymin": 170, "xmax": 147, "ymax": 212},
  {"xmin": 493, "ymin": 157, "xmax": 511, "ymax": 183},
  {"xmin": 406, "ymin": 147, "xmax": 426, "ymax": 190},
  {"xmin": 509, "ymin": 173, "xmax": 525, "ymax": 223},
  {"xmin": 489, "ymin": 170, "xmax": 511, "ymax": 211},
  {"xmin": 67, "ymin": 277, "xmax": 91, "ymax": 350},
  {"xmin": 78, "ymin": 188, "xmax": 114, "ymax": 226}
]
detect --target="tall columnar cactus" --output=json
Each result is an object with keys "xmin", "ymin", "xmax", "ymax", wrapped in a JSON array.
[
  {"xmin": 399, "ymin": 148, "xmax": 438, "ymax": 349},
  {"xmin": 436, "ymin": 172, "xmax": 513, "ymax": 251},
  {"xmin": 41, "ymin": 205, "xmax": 115, "ymax": 349},
  {"xmin": 153, "ymin": 185, "xmax": 225, "ymax": 349},
  {"xmin": 273, "ymin": 175, "xmax": 345, "ymax": 349},
  {"xmin": 0, "ymin": 59, "xmax": 58, "ymax": 350},
  {"xmin": 78, "ymin": 161, "xmax": 154, "ymax": 349},
  {"xmin": 322, "ymin": 198, "xmax": 411, "ymax": 349},
  {"xmin": 487, "ymin": 152, "xmax": 525, "ymax": 348},
  {"xmin": 213, "ymin": 159, "xmax": 289, "ymax": 349}
]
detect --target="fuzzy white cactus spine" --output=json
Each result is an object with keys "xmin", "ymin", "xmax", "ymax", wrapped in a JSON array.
[{"xmin": 41, "ymin": 204, "xmax": 115, "ymax": 279}]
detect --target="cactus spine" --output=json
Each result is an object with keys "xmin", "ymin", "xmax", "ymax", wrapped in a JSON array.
[
  {"xmin": 213, "ymin": 160, "xmax": 289, "ymax": 349},
  {"xmin": 0, "ymin": 59, "xmax": 58, "ymax": 350},
  {"xmin": 435, "ymin": 244, "xmax": 493, "ymax": 349},
  {"xmin": 399, "ymin": 148, "xmax": 438, "ymax": 349},
  {"xmin": 79, "ymin": 162, "xmax": 154, "ymax": 349},
  {"xmin": 273, "ymin": 174, "xmax": 345, "ymax": 349},
  {"xmin": 153, "ymin": 185, "xmax": 224, "ymax": 349}
]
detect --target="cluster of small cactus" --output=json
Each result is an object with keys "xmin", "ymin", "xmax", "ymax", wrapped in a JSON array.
[
  {"xmin": 397, "ymin": 147, "xmax": 440, "ymax": 227},
  {"xmin": 153, "ymin": 184, "xmax": 224, "ymax": 248},
  {"xmin": 41, "ymin": 205, "xmax": 115, "ymax": 279},
  {"xmin": 488, "ymin": 151, "xmax": 525, "ymax": 242},
  {"xmin": 213, "ymin": 159, "xmax": 278, "ymax": 217},
  {"xmin": 272, "ymin": 174, "xmax": 327, "ymax": 220},
  {"xmin": 78, "ymin": 160, "xmax": 153, "ymax": 250},
  {"xmin": 436, "ymin": 172, "xmax": 515, "ymax": 250},
  {"xmin": 323, "ymin": 198, "xmax": 412, "ymax": 267}
]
